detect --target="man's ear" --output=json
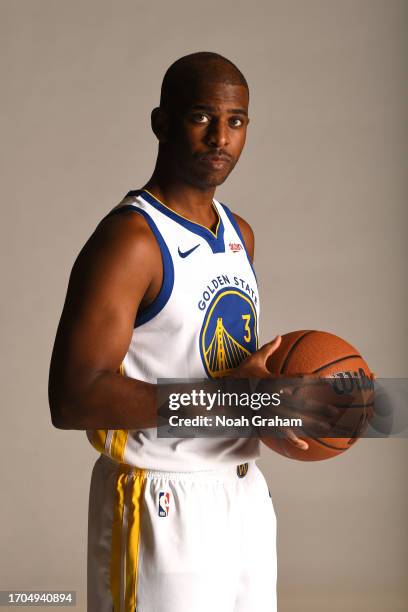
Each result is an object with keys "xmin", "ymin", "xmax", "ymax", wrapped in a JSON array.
[{"xmin": 151, "ymin": 107, "xmax": 169, "ymax": 143}]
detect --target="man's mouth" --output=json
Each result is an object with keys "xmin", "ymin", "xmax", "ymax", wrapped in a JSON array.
[{"xmin": 199, "ymin": 153, "xmax": 231, "ymax": 170}]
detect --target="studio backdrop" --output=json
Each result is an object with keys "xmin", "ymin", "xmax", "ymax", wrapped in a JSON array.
[{"xmin": 1, "ymin": 1, "xmax": 407, "ymax": 611}]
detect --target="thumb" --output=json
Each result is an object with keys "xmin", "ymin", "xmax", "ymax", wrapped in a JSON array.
[
  {"xmin": 259, "ymin": 335, "xmax": 282, "ymax": 360},
  {"xmin": 255, "ymin": 335, "xmax": 282, "ymax": 376}
]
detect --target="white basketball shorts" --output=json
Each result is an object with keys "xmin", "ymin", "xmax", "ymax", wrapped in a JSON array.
[{"xmin": 87, "ymin": 454, "xmax": 277, "ymax": 612}]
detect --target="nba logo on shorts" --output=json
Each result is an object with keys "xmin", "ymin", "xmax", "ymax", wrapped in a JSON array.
[{"xmin": 158, "ymin": 492, "xmax": 170, "ymax": 517}]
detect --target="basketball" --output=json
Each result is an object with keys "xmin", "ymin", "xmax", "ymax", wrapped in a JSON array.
[{"xmin": 261, "ymin": 330, "xmax": 375, "ymax": 461}]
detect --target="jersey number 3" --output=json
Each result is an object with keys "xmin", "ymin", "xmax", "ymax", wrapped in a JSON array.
[{"xmin": 242, "ymin": 314, "xmax": 251, "ymax": 342}]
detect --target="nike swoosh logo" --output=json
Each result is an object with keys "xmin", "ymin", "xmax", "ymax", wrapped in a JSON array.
[{"xmin": 178, "ymin": 244, "xmax": 200, "ymax": 258}]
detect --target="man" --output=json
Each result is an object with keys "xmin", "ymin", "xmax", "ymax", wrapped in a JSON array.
[{"xmin": 49, "ymin": 51, "xmax": 308, "ymax": 612}]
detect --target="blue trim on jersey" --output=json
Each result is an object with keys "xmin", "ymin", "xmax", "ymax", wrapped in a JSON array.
[
  {"xmin": 219, "ymin": 203, "xmax": 257, "ymax": 280},
  {"xmin": 105, "ymin": 204, "xmax": 174, "ymax": 328},
  {"xmin": 129, "ymin": 190, "xmax": 226, "ymax": 254}
]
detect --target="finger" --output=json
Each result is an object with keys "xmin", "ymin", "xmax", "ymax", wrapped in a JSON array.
[
  {"xmin": 280, "ymin": 376, "xmax": 333, "ymax": 394},
  {"xmin": 294, "ymin": 416, "xmax": 333, "ymax": 436},
  {"xmin": 279, "ymin": 394, "xmax": 343, "ymax": 420},
  {"xmin": 284, "ymin": 428, "xmax": 309, "ymax": 450},
  {"xmin": 294, "ymin": 399, "xmax": 343, "ymax": 419},
  {"xmin": 311, "ymin": 404, "xmax": 346, "ymax": 425}
]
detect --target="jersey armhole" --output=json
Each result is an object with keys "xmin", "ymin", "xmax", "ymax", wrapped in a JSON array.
[
  {"xmin": 105, "ymin": 205, "xmax": 175, "ymax": 327},
  {"xmin": 218, "ymin": 203, "xmax": 257, "ymax": 281}
]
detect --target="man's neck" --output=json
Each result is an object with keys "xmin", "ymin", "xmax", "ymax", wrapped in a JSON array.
[{"xmin": 142, "ymin": 173, "xmax": 218, "ymax": 231}]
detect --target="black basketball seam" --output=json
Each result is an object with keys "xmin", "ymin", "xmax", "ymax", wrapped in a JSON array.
[
  {"xmin": 298, "ymin": 426, "xmax": 349, "ymax": 450},
  {"xmin": 312, "ymin": 354, "xmax": 362, "ymax": 374},
  {"xmin": 280, "ymin": 330, "xmax": 315, "ymax": 374},
  {"xmin": 312, "ymin": 438, "xmax": 348, "ymax": 450}
]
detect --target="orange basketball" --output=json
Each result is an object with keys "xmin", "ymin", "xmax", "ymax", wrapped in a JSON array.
[{"xmin": 261, "ymin": 330, "xmax": 374, "ymax": 461}]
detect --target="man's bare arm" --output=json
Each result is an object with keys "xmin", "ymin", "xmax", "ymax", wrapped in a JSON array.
[{"xmin": 48, "ymin": 211, "xmax": 162, "ymax": 430}]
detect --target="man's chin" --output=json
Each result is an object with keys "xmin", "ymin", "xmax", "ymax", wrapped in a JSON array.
[{"xmin": 193, "ymin": 170, "xmax": 232, "ymax": 190}]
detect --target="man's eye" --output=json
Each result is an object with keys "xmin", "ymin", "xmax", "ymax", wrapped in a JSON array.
[
  {"xmin": 230, "ymin": 117, "xmax": 243, "ymax": 127},
  {"xmin": 192, "ymin": 114, "xmax": 209, "ymax": 124}
]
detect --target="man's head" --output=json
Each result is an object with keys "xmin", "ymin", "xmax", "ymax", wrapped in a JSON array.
[{"xmin": 152, "ymin": 52, "xmax": 250, "ymax": 191}]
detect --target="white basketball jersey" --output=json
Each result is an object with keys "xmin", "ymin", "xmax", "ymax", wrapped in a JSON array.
[{"xmin": 87, "ymin": 189, "xmax": 261, "ymax": 470}]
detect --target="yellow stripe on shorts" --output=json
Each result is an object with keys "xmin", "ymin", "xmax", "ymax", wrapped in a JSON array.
[{"xmin": 111, "ymin": 465, "xmax": 146, "ymax": 612}]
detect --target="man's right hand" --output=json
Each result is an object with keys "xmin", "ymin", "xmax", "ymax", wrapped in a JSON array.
[
  {"xmin": 230, "ymin": 335, "xmax": 343, "ymax": 451},
  {"xmin": 229, "ymin": 335, "xmax": 309, "ymax": 450},
  {"xmin": 231, "ymin": 335, "xmax": 283, "ymax": 379}
]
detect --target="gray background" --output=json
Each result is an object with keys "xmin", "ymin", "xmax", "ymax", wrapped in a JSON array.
[{"xmin": 1, "ymin": 1, "xmax": 407, "ymax": 610}]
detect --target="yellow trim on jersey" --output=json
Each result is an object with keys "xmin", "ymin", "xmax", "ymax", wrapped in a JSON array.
[
  {"xmin": 107, "ymin": 363, "xmax": 128, "ymax": 462},
  {"xmin": 143, "ymin": 188, "xmax": 221, "ymax": 238},
  {"xmin": 89, "ymin": 363, "xmax": 126, "ymax": 457},
  {"xmin": 109, "ymin": 430, "xmax": 129, "ymax": 463},
  {"xmin": 91, "ymin": 429, "xmax": 108, "ymax": 453}
]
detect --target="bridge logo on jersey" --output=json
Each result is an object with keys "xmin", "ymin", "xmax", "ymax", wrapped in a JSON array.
[{"xmin": 199, "ymin": 288, "xmax": 258, "ymax": 378}]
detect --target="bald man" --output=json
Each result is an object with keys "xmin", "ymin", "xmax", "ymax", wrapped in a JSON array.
[{"xmin": 49, "ymin": 52, "xmax": 293, "ymax": 612}]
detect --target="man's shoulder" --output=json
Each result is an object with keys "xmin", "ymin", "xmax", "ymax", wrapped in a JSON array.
[
  {"xmin": 228, "ymin": 210, "xmax": 254, "ymax": 262},
  {"xmin": 230, "ymin": 211, "xmax": 254, "ymax": 235},
  {"xmin": 104, "ymin": 190, "xmax": 142, "ymax": 216},
  {"xmin": 73, "ymin": 196, "xmax": 160, "ymax": 274},
  {"xmin": 95, "ymin": 194, "xmax": 154, "ymax": 243}
]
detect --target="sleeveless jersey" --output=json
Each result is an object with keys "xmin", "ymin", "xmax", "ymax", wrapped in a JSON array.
[{"xmin": 86, "ymin": 189, "xmax": 261, "ymax": 470}]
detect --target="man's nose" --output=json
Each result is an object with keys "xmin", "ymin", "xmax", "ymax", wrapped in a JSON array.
[{"xmin": 205, "ymin": 119, "xmax": 229, "ymax": 148}]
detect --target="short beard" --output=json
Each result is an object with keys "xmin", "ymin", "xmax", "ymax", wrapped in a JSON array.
[{"xmin": 176, "ymin": 158, "xmax": 236, "ymax": 191}]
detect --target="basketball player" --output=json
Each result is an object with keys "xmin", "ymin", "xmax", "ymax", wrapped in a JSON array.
[{"xmin": 49, "ymin": 52, "xmax": 310, "ymax": 612}]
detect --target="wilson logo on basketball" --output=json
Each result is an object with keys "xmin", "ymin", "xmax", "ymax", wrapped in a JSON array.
[
  {"xmin": 229, "ymin": 242, "xmax": 242, "ymax": 252},
  {"xmin": 330, "ymin": 368, "xmax": 374, "ymax": 395}
]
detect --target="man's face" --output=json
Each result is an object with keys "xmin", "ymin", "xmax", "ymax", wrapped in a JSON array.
[{"xmin": 166, "ymin": 81, "xmax": 249, "ymax": 190}]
